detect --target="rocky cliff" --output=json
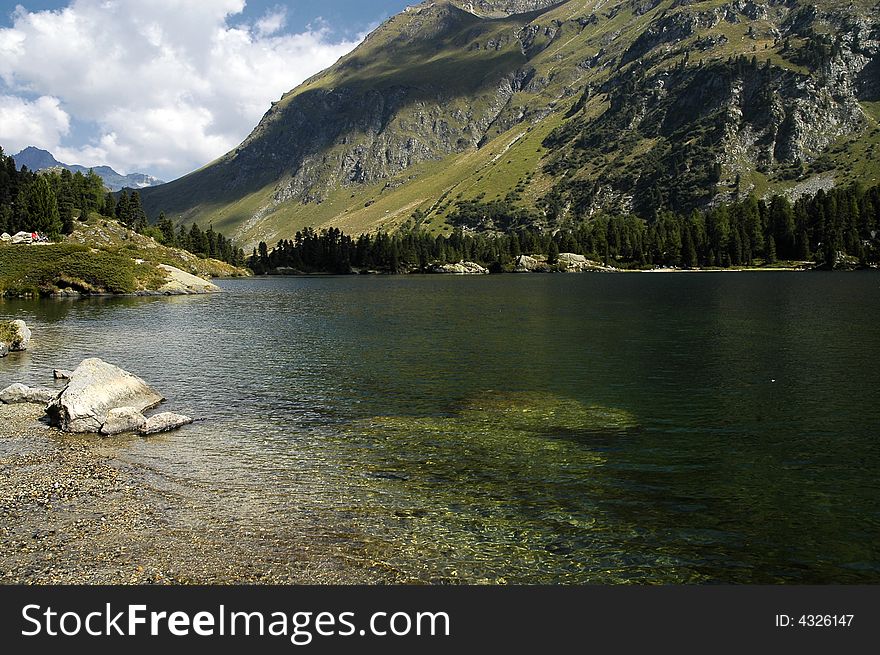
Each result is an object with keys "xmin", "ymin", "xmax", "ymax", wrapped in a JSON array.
[{"xmin": 140, "ymin": 0, "xmax": 880, "ymax": 245}]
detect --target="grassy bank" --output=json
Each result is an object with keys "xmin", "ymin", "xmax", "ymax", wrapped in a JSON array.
[
  {"xmin": 0, "ymin": 243, "xmax": 166, "ymax": 296},
  {"xmin": 0, "ymin": 219, "xmax": 250, "ymax": 297}
]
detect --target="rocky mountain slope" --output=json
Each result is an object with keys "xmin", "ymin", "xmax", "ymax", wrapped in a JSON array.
[
  {"xmin": 139, "ymin": 0, "xmax": 880, "ymax": 246},
  {"xmin": 14, "ymin": 147, "xmax": 164, "ymax": 191}
]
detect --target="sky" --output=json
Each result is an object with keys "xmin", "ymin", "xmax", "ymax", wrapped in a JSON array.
[{"xmin": 0, "ymin": 0, "xmax": 412, "ymax": 180}]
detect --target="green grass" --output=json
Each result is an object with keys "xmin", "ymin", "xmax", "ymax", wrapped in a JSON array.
[
  {"xmin": 0, "ymin": 321, "xmax": 16, "ymax": 345},
  {"xmin": 0, "ymin": 244, "xmax": 150, "ymax": 296}
]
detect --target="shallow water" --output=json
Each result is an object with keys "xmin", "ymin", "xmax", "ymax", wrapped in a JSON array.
[{"xmin": 1, "ymin": 272, "xmax": 879, "ymax": 583}]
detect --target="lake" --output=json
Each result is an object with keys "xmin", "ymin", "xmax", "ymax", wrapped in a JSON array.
[{"xmin": 1, "ymin": 272, "xmax": 879, "ymax": 583}]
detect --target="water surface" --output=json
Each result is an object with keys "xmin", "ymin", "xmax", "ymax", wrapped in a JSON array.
[{"xmin": 2, "ymin": 273, "xmax": 878, "ymax": 583}]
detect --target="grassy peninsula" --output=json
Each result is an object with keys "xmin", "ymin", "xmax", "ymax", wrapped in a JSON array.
[{"xmin": 0, "ymin": 217, "xmax": 249, "ymax": 298}]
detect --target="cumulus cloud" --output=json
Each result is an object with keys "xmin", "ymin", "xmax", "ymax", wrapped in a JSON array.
[
  {"xmin": 0, "ymin": 94, "xmax": 70, "ymax": 154},
  {"xmin": 0, "ymin": 0, "xmax": 362, "ymax": 178},
  {"xmin": 255, "ymin": 7, "xmax": 287, "ymax": 37}
]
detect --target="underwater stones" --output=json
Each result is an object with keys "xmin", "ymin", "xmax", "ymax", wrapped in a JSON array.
[{"xmin": 457, "ymin": 390, "xmax": 638, "ymax": 434}]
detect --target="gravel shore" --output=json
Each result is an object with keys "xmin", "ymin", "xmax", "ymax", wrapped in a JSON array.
[{"xmin": 0, "ymin": 404, "xmax": 370, "ymax": 585}]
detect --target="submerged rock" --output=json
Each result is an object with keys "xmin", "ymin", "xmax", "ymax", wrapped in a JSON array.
[
  {"xmin": 141, "ymin": 412, "xmax": 193, "ymax": 435},
  {"xmin": 47, "ymin": 358, "xmax": 164, "ymax": 433},
  {"xmin": 458, "ymin": 390, "xmax": 639, "ymax": 434},
  {"xmin": 100, "ymin": 407, "xmax": 148, "ymax": 436},
  {"xmin": 0, "ymin": 383, "xmax": 58, "ymax": 405},
  {"xmin": 357, "ymin": 390, "xmax": 638, "ymax": 447}
]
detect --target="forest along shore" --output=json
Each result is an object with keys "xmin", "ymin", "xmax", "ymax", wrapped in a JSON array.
[{"xmin": 0, "ymin": 404, "xmax": 371, "ymax": 584}]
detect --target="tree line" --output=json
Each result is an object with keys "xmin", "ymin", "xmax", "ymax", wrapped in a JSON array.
[
  {"xmin": 0, "ymin": 147, "xmax": 105, "ymax": 238},
  {"xmin": 250, "ymin": 183, "xmax": 880, "ymax": 273},
  {"xmin": 0, "ymin": 147, "xmax": 244, "ymax": 266}
]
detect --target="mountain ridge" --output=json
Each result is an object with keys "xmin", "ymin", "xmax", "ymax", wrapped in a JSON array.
[
  {"xmin": 13, "ymin": 146, "xmax": 165, "ymax": 192},
  {"xmin": 139, "ymin": 0, "xmax": 880, "ymax": 247}
]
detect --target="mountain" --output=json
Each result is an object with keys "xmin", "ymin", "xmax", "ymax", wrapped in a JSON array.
[
  {"xmin": 13, "ymin": 147, "xmax": 164, "ymax": 192},
  {"xmin": 139, "ymin": 0, "xmax": 880, "ymax": 247}
]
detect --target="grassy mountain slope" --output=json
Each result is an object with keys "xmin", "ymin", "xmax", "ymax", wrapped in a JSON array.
[{"xmin": 141, "ymin": 0, "xmax": 880, "ymax": 246}]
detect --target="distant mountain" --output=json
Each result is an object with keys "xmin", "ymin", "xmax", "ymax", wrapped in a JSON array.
[
  {"xmin": 12, "ymin": 146, "xmax": 164, "ymax": 192},
  {"xmin": 139, "ymin": 0, "xmax": 880, "ymax": 247}
]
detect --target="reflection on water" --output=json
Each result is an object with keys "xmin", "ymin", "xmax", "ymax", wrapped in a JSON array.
[{"xmin": 1, "ymin": 273, "xmax": 879, "ymax": 583}]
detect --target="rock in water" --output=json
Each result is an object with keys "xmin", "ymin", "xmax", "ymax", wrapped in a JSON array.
[
  {"xmin": 0, "ymin": 342, "xmax": 8, "ymax": 358},
  {"xmin": 3, "ymin": 320, "xmax": 32, "ymax": 351},
  {"xmin": 157, "ymin": 265, "xmax": 221, "ymax": 295},
  {"xmin": 0, "ymin": 383, "xmax": 58, "ymax": 405},
  {"xmin": 47, "ymin": 358, "xmax": 164, "ymax": 433},
  {"xmin": 53, "ymin": 369, "xmax": 73, "ymax": 380},
  {"xmin": 100, "ymin": 407, "xmax": 148, "ymax": 436},
  {"xmin": 141, "ymin": 412, "xmax": 193, "ymax": 435}
]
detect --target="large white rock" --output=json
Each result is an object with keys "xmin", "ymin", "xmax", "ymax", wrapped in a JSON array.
[
  {"xmin": 101, "ymin": 407, "xmax": 148, "ymax": 436},
  {"xmin": 557, "ymin": 253, "xmax": 589, "ymax": 266},
  {"xmin": 0, "ymin": 232, "xmax": 11, "ymax": 242},
  {"xmin": 11, "ymin": 231, "xmax": 33, "ymax": 244},
  {"xmin": 429, "ymin": 261, "xmax": 489, "ymax": 275},
  {"xmin": 47, "ymin": 358, "xmax": 164, "ymax": 433},
  {"xmin": 141, "ymin": 412, "xmax": 193, "ymax": 435},
  {"xmin": 157, "ymin": 264, "xmax": 221, "ymax": 295},
  {"xmin": 0, "ymin": 383, "xmax": 58, "ymax": 405},
  {"xmin": 556, "ymin": 252, "xmax": 608, "ymax": 272},
  {"xmin": 515, "ymin": 255, "xmax": 549, "ymax": 273}
]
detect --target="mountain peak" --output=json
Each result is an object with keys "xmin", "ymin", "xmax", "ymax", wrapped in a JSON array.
[{"xmin": 13, "ymin": 146, "xmax": 61, "ymax": 171}]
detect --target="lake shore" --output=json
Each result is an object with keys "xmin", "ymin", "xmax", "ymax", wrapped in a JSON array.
[{"xmin": 0, "ymin": 404, "xmax": 371, "ymax": 585}]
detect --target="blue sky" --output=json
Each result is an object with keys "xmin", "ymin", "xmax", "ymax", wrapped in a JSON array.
[{"xmin": 0, "ymin": 1, "xmax": 412, "ymax": 179}]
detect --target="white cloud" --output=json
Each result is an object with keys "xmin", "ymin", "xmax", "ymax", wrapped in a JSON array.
[
  {"xmin": 0, "ymin": 94, "xmax": 70, "ymax": 155},
  {"xmin": 255, "ymin": 7, "xmax": 287, "ymax": 37},
  {"xmin": 0, "ymin": 0, "xmax": 362, "ymax": 179}
]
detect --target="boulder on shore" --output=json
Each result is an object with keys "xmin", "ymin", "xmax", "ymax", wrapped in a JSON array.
[
  {"xmin": 47, "ymin": 358, "xmax": 164, "ymax": 433},
  {"xmin": 101, "ymin": 407, "xmax": 148, "ymax": 436},
  {"xmin": 556, "ymin": 253, "xmax": 610, "ymax": 272},
  {"xmin": 428, "ymin": 261, "xmax": 490, "ymax": 275},
  {"xmin": 0, "ymin": 383, "xmax": 58, "ymax": 405},
  {"xmin": 141, "ymin": 412, "xmax": 193, "ymax": 435},
  {"xmin": 515, "ymin": 255, "xmax": 550, "ymax": 273}
]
